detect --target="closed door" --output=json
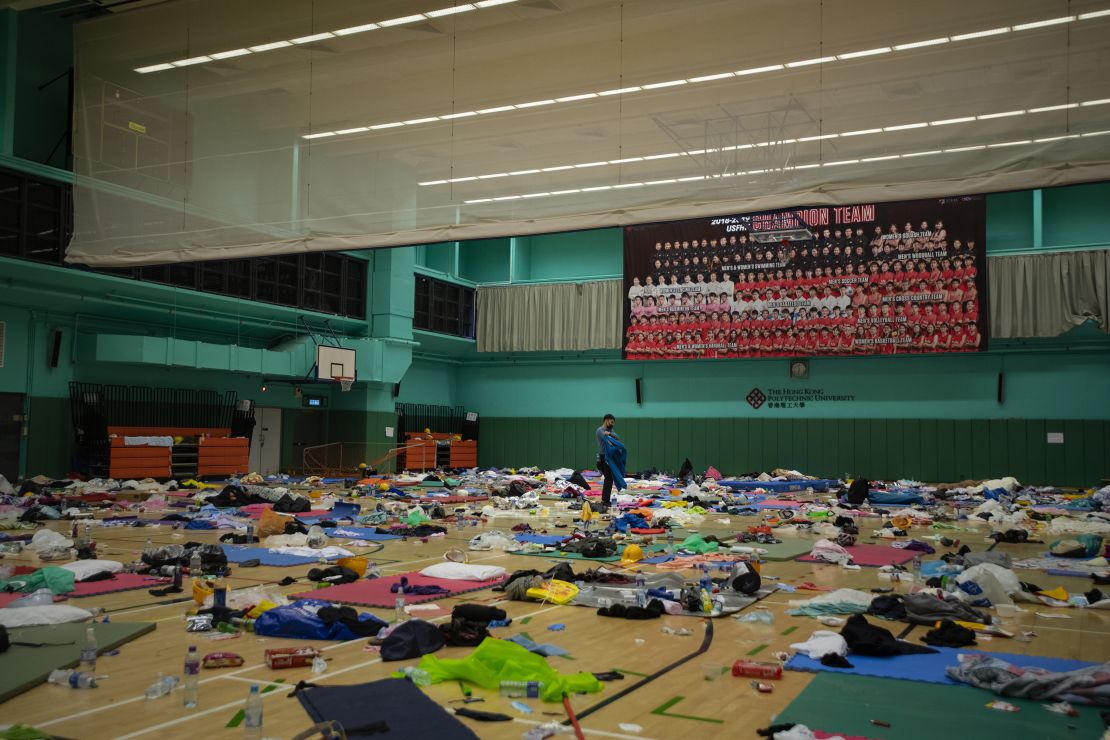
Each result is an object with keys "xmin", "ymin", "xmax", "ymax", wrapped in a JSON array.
[
  {"xmin": 248, "ymin": 407, "xmax": 282, "ymax": 475},
  {"xmin": 0, "ymin": 393, "xmax": 23, "ymax": 482}
]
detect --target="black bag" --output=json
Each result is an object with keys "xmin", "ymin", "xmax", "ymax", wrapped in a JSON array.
[{"xmin": 845, "ymin": 478, "xmax": 870, "ymax": 506}]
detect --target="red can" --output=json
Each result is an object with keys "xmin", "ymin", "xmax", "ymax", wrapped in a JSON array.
[{"xmin": 731, "ymin": 660, "xmax": 783, "ymax": 680}]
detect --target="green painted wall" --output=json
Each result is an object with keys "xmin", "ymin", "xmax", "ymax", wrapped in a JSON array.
[
  {"xmin": 11, "ymin": 5, "xmax": 72, "ymax": 168},
  {"xmin": 459, "ymin": 239, "xmax": 511, "ymax": 283},
  {"xmin": 476, "ymin": 416, "xmax": 1108, "ymax": 487},
  {"xmin": 1042, "ymin": 182, "xmax": 1110, "ymax": 247},
  {"xmin": 518, "ymin": 228, "xmax": 622, "ymax": 280}
]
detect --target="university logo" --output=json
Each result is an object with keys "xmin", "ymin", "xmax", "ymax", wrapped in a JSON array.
[{"xmin": 746, "ymin": 387, "xmax": 766, "ymax": 409}]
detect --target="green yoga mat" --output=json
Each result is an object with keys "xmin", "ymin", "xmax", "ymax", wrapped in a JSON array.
[
  {"xmin": 778, "ymin": 672, "xmax": 1104, "ymax": 740},
  {"xmin": 0, "ymin": 621, "xmax": 156, "ymax": 703},
  {"xmin": 516, "ymin": 543, "xmax": 668, "ymax": 563},
  {"xmin": 755, "ymin": 538, "xmax": 814, "ymax": 562}
]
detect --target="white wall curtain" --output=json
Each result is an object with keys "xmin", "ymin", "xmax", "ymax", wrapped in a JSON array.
[
  {"xmin": 477, "ymin": 280, "xmax": 620, "ymax": 352},
  {"xmin": 989, "ymin": 249, "xmax": 1110, "ymax": 337}
]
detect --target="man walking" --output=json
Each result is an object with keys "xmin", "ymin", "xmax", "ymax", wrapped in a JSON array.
[{"xmin": 595, "ymin": 414, "xmax": 623, "ymax": 511}]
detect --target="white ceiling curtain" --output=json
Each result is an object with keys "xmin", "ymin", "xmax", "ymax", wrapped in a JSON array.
[{"xmin": 66, "ymin": 0, "xmax": 1110, "ymax": 266}]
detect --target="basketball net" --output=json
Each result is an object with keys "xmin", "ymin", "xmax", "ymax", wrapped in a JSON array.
[{"xmin": 336, "ymin": 376, "xmax": 354, "ymax": 392}]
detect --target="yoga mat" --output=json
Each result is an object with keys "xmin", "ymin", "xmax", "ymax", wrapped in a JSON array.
[
  {"xmin": 0, "ymin": 621, "xmax": 156, "ymax": 703},
  {"xmin": 298, "ymin": 678, "xmax": 477, "ymax": 740},
  {"xmin": 514, "ymin": 543, "xmax": 668, "ymax": 563},
  {"xmin": 331, "ymin": 501, "xmax": 360, "ymax": 519},
  {"xmin": 755, "ymin": 538, "xmax": 816, "ymax": 562},
  {"xmin": 718, "ymin": 479, "xmax": 835, "ymax": 492},
  {"xmin": 289, "ymin": 572, "xmax": 506, "ymax": 608},
  {"xmin": 786, "ymin": 647, "xmax": 1096, "ymax": 685},
  {"xmin": 514, "ymin": 533, "xmax": 570, "ymax": 546},
  {"xmin": 798, "ymin": 543, "xmax": 918, "ymax": 567},
  {"xmin": 240, "ymin": 505, "xmax": 330, "ymax": 519},
  {"xmin": 322, "ymin": 527, "xmax": 402, "ymax": 541},
  {"xmin": 70, "ymin": 573, "xmax": 169, "ymax": 597},
  {"xmin": 220, "ymin": 545, "xmax": 339, "ymax": 567},
  {"xmin": 776, "ymin": 672, "xmax": 1104, "ymax": 740},
  {"xmin": 414, "ymin": 495, "xmax": 488, "ymax": 504}
]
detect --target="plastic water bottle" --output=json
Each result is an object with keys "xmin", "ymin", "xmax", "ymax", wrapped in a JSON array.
[
  {"xmin": 666, "ymin": 529, "xmax": 675, "ymax": 553},
  {"xmin": 699, "ymin": 563, "xmax": 712, "ymax": 591},
  {"xmin": 83, "ymin": 523, "xmax": 92, "ymax": 547},
  {"xmin": 48, "ymin": 669, "xmax": 97, "ymax": 688},
  {"xmin": 80, "ymin": 627, "xmax": 98, "ymax": 671},
  {"xmin": 634, "ymin": 571, "xmax": 648, "ymax": 608},
  {"xmin": 395, "ymin": 584, "xmax": 406, "ymax": 622},
  {"xmin": 912, "ymin": 556, "xmax": 922, "ymax": 580},
  {"xmin": 400, "ymin": 666, "xmax": 432, "ymax": 687},
  {"xmin": 189, "ymin": 549, "xmax": 202, "ymax": 578},
  {"xmin": 245, "ymin": 524, "xmax": 255, "ymax": 544},
  {"xmin": 144, "ymin": 672, "xmax": 179, "ymax": 699},
  {"xmin": 243, "ymin": 684, "xmax": 263, "ymax": 739},
  {"xmin": 500, "ymin": 680, "xmax": 542, "ymax": 698},
  {"xmin": 183, "ymin": 645, "xmax": 200, "ymax": 708}
]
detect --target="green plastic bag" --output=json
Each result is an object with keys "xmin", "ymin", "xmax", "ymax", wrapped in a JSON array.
[
  {"xmin": 0, "ymin": 725, "xmax": 53, "ymax": 740},
  {"xmin": 407, "ymin": 637, "xmax": 602, "ymax": 701},
  {"xmin": 405, "ymin": 508, "xmax": 431, "ymax": 526},
  {"xmin": 679, "ymin": 534, "xmax": 719, "ymax": 554},
  {"xmin": 0, "ymin": 565, "xmax": 75, "ymax": 594}
]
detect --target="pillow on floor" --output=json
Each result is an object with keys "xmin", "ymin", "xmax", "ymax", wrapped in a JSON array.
[
  {"xmin": 0, "ymin": 605, "xmax": 94, "ymax": 628},
  {"xmin": 61, "ymin": 560, "xmax": 124, "ymax": 582},
  {"xmin": 419, "ymin": 563, "xmax": 507, "ymax": 581}
]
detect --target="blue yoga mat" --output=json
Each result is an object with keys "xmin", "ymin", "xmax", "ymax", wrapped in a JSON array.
[
  {"xmin": 322, "ymin": 527, "xmax": 401, "ymax": 541},
  {"xmin": 717, "ymin": 479, "xmax": 835, "ymax": 492},
  {"xmin": 221, "ymin": 545, "xmax": 338, "ymax": 566},
  {"xmin": 514, "ymin": 533, "xmax": 569, "ymax": 546},
  {"xmin": 786, "ymin": 646, "xmax": 1095, "ymax": 685}
]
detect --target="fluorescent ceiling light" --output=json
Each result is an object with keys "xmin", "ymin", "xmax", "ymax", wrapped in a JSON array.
[
  {"xmin": 135, "ymin": 63, "xmax": 175, "ymax": 73},
  {"xmin": 551, "ymin": 189, "xmax": 582, "ymax": 195},
  {"xmin": 1081, "ymin": 98, "xmax": 1110, "ymax": 106},
  {"xmin": 556, "ymin": 93, "xmax": 598, "ymax": 102},
  {"xmin": 209, "ymin": 49, "xmax": 252, "ymax": 59},
  {"xmin": 824, "ymin": 159, "xmax": 859, "ymax": 166},
  {"xmin": 862, "ymin": 155, "xmax": 899, "ymax": 162},
  {"xmin": 419, "ymin": 180, "xmax": 449, "ymax": 186},
  {"xmin": 793, "ymin": 163, "xmax": 821, "ymax": 170},
  {"xmin": 581, "ymin": 185, "xmax": 612, "ymax": 192},
  {"xmin": 598, "ymin": 87, "xmax": 642, "ymax": 96},
  {"xmin": 302, "ymin": 132, "xmax": 336, "ymax": 139},
  {"xmin": 426, "ymin": 4, "xmax": 477, "ymax": 17},
  {"xmin": 290, "ymin": 32, "xmax": 335, "ymax": 44},
  {"xmin": 334, "ymin": 23, "xmax": 380, "ymax": 35},
  {"xmin": 978, "ymin": 110, "xmax": 1024, "ymax": 119},
  {"xmin": 478, "ymin": 105, "xmax": 515, "ymax": 114},
  {"xmin": 249, "ymin": 41, "xmax": 292, "ymax": 52},
  {"xmin": 988, "ymin": 140, "xmax": 1032, "ymax": 147},
  {"xmin": 946, "ymin": 145, "xmax": 986, "ymax": 152},
  {"xmin": 453, "ymin": 176, "xmax": 478, "ymax": 182},
  {"xmin": 797, "ymin": 133, "xmax": 838, "ymax": 141},
  {"xmin": 643, "ymin": 152, "xmax": 681, "ymax": 160},
  {"xmin": 613, "ymin": 182, "xmax": 644, "ymax": 189},
  {"xmin": 1013, "ymin": 16, "xmax": 1075, "ymax": 30},
  {"xmin": 369, "ymin": 122, "xmax": 404, "ymax": 129},
  {"xmin": 541, "ymin": 165, "xmax": 573, "ymax": 172},
  {"xmin": 514, "ymin": 99, "xmax": 555, "ymax": 108},
  {"xmin": 171, "ymin": 56, "xmax": 212, "ymax": 67},
  {"xmin": 785, "ymin": 56, "xmax": 836, "ymax": 67},
  {"xmin": 509, "ymin": 169, "xmax": 540, "ymax": 175},
  {"xmin": 378, "ymin": 14, "xmax": 426, "ymax": 27},
  {"xmin": 641, "ymin": 80, "xmax": 687, "ymax": 89},
  {"xmin": 1029, "ymin": 103, "xmax": 1078, "ymax": 112},
  {"xmin": 333, "ymin": 127, "xmax": 369, "ymax": 134},
  {"xmin": 1081, "ymin": 129, "xmax": 1110, "ymax": 136},
  {"xmin": 902, "ymin": 150, "xmax": 942, "ymax": 157},
  {"xmin": 736, "ymin": 64, "xmax": 784, "ymax": 75},
  {"xmin": 951, "ymin": 27, "xmax": 1010, "ymax": 41},
  {"xmin": 1033, "ymin": 134, "xmax": 1079, "ymax": 142},
  {"xmin": 884, "ymin": 122, "xmax": 928, "ymax": 131},
  {"xmin": 477, "ymin": 173, "xmax": 508, "ymax": 179},
  {"xmin": 688, "ymin": 72, "xmax": 734, "ymax": 82},
  {"xmin": 475, "ymin": 0, "xmax": 518, "ymax": 6},
  {"xmin": 837, "ymin": 47, "xmax": 891, "ymax": 59},
  {"xmin": 441, "ymin": 111, "xmax": 477, "ymax": 119},
  {"xmin": 841, "ymin": 128, "xmax": 882, "ymax": 137},
  {"xmin": 893, "ymin": 37, "xmax": 949, "ymax": 50},
  {"xmin": 930, "ymin": 116, "xmax": 975, "ymax": 125},
  {"xmin": 574, "ymin": 162, "xmax": 607, "ymax": 168},
  {"xmin": 403, "ymin": 117, "xmax": 439, "ymax": 124},
  {"xmin": 1079, "ymin": 9, "xmax": 1110, "ymax": 19}
]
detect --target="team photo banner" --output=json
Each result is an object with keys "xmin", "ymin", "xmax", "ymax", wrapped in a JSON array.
[{"xmin": 622, "ymin": 196, "xmax": 987, "ymax": 360}]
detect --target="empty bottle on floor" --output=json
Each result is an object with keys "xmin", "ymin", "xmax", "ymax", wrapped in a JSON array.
[
  {"xmin": 634, "ymin": 571, "xmax": 648, "ymax": 607},
  {"xmin": 242, "ymin": 684, "xmax": 263, "ymax": 739},
  {"xmin": 189, "ymin": 549, "xmax": 202, "ymax": 578},
  {"xmin": 395, "ymin": 584, "xmax": 406, "ymax": 622},
  {"xmin": 399, "ymin": 666, "xmax": 431, "ymax": 686},
  {"xmin": 144, "ymin": 672, "xmax": 179, "ymax": 699},
  {"xmin": 80, "ymin": 626, "xmax": 97, "ymax": 671},
  {"xmin": 183, "ymin": 645, "xmax": 200, "ymax": 708},
  {"xmin": 500, "ymin": 680, "xmax": 542, "ymax": 698},
  {"xmin": 47, "ymin": 669, "xmax": 97, "ymax": 689}
]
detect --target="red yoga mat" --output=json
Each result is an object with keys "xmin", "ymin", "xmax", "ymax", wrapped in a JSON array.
[
  {"xmin": 290, "ymin": 572, "xmax": 506, "ymax": 608},
  {"xmin": 69, "ymin": 573, "xmax": 169, "ymax": 597},
  {"xmin": 797, "ymin": 544, "xmax": 919, "ymax": 567}
]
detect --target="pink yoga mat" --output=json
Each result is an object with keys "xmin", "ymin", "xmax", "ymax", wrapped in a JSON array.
[
  {"xmin": 69, "ymin": 573, "xmax": 169, "ymax": 597},
  {"xmin": 290, "ymin": 572, "xmax": 506, "ymax": 608},
  {"xmin": 798, "ymin": 543, "xmax": 919, "ymax": 567}
]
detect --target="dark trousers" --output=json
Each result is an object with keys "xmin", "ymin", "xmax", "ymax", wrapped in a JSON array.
[{"xmin": 596, "ymin": 455, "xmax": 613, "ymax": 505}]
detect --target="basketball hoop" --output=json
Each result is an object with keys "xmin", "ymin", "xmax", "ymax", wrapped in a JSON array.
[{"xmin": 335, "ymin": 376, "xmax": 354, "ymax": 392}]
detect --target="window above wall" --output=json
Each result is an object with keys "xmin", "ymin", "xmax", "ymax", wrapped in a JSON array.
[
  {"xmin": 414, "ymin": 274, "xmax": 475, "ymax": 339},
  {"xmin": 0, "ymin": 167, "xmax": 71, "ymax": 265}
]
